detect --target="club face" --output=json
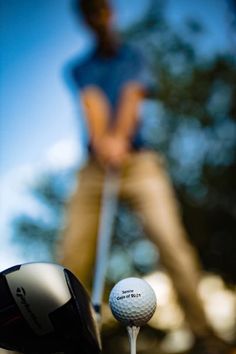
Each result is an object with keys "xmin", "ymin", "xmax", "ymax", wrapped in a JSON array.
[{"xmin": 0, "ymin": 262, "xmax": 101, "ymax": 354}]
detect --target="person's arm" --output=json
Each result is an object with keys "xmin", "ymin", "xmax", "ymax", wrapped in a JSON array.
[
  {"xmin": 81, "ymin": 86, "xmax": 111, "ymax": 150},
  {"xmin": 112, "ymin": 81, "xmax": 145, "ymax": 140},
  {"xmin": 81, "ymin": 82, "xmax": 145, "ymax": 168},
  {"xmin": 100, "ymin": 81, "xmax": 145, "ymax": 167}
]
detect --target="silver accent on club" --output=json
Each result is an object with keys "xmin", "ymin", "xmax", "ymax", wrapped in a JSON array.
[{"xmin": 6, "ymin": 262, "xmax": 71, "ymax": 335}]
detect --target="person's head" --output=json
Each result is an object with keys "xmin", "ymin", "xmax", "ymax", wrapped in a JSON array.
[{"xmin": 73, "ymin": 0, "xmax": 112, "ymax": 35}]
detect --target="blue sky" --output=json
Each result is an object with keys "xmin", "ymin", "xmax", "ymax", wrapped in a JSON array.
[{"xmin": 0, "ymin": 0, "xmax": 233, "ymax": 270}]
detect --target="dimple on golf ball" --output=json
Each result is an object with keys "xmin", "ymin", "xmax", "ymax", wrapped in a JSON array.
[{"xmin": 109, "ymin": 277, "xmax": 157, "ymax": 327}]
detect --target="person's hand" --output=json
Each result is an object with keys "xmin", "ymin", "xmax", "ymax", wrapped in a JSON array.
[{"xmin": 93, "ymin": 133, "xmax": 130, "ymax": 168}]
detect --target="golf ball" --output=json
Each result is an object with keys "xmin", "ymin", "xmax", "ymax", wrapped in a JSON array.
[{"xmin": 109, "ymin": 277, "xmax": 157, "ymax": 326}]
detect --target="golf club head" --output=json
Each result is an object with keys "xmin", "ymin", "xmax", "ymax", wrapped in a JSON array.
[{"xmin": 0, "ymin": 262, "xmax": 101, "ymax": 354}]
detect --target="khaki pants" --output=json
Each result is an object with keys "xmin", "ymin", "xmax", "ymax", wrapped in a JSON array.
[{"xmin": 59, "ymin": 150, "xmax": 211, "ymax": 337}]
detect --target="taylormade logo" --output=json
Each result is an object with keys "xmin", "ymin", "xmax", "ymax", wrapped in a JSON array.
[{"xmin": 16, "ymin": 287, "xmax": 42, "ymax": 330}]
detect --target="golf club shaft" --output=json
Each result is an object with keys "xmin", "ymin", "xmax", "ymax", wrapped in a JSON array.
[{"xmin": 92, "ymin": 169, "xmax": 119, "ymax": 321}]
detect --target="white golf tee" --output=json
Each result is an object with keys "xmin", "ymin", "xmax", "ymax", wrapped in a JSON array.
[{"xmin": 127, "ymin": 326, "xmax": 140, "ymax": 354}]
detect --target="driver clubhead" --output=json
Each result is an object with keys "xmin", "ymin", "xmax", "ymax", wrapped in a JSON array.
[{"xmin": 0, "ymin": 262, "xmax": 101, "ymax": 354}]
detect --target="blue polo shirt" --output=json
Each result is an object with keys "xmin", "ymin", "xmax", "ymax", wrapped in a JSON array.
[{"xmin": 65, "ymin": 43, "xmax": 154, "ymax": 149}]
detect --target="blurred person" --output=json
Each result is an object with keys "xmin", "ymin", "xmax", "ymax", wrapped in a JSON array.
[{"xmin": 58, "ymin": 1, "xmax": 234, "ymax": 353}]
